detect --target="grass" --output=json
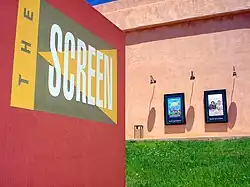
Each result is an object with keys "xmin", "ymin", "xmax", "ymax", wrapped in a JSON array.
[{"xmin": 126, "ymin": 138, "xmax": 250, "ymax": 187}]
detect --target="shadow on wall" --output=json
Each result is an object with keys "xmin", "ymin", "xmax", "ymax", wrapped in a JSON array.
[
  {"xmin": 186, "ymin": 80, "xmax": 195, "ymax": 132},
  {"xmin": 147, "ymin": 85, "xmax": 156, "ymax": 132},
  {"xmin": 126, "ymin": 12, "xmax": 250, "ymax": 45},
  {"xmin": 228, "ymin": 77, "xmax": 237, "ymax": 129},
  {"xmin": 147, "ymin": 107, "xmax": 156, "ymax": 132},
  {"xmin": 228, "ymin": 102, "xmax": 237, "ymax": 129},
  {"xmin": 165, "ymin": 125, "xmax": 185, "ymax": 134},
  {"xmin": 205, "ymin": 123, "xmax": 228, "ymax": 132},
  {"xmin": 186, "ymin": 106, "xmax": 195, "ymax": 132}
]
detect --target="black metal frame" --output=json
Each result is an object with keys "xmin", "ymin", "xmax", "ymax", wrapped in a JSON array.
[
  {"xmin": 204, "ymin": 89, "xmax": 228, "ymax": 124},
  {"xmin": 164, "ymin": 93, "xmax": 186, "ymax": 125}
]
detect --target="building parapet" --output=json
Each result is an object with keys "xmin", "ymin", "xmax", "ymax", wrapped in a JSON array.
[{"xmin": 95, "ymin": 0, "xmax": 250, "ymax": 31}]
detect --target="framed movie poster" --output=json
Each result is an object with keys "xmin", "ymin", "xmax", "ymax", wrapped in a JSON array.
[
  {"xmin": 204, "ymin": 89, "xmax": 228, "ymax": 123},
  {"xmin": 164, "ymin": 93, "xmax": 186, "ymax": 125}
]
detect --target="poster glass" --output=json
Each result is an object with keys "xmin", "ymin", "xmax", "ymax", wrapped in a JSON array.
[
  {"xmin": 164, "ymin": 93, "xmax": 186, "ymax": 125},
  {"xmin": 204, "ymin": 89, "xmax": 228, "ymax": 123}
]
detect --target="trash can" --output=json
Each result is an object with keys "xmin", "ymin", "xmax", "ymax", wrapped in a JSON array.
[{"xmin": 134, "ymin": 125, "xmax": 143, "ymax": 139}]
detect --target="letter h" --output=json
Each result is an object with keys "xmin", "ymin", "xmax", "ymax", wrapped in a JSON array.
[{"xmin": 21, "ymin": 40, "xmax": 31, "ymax": 54}]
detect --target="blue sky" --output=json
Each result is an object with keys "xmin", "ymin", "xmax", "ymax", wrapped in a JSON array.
[{"xmin": 86, "ymin": 0, "xmax": 114, "ymax": 6}]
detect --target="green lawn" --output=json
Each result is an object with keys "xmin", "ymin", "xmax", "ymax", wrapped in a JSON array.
[{"xmin": 126, "ymin": 138, "xmax": 250, "ymax": 187}]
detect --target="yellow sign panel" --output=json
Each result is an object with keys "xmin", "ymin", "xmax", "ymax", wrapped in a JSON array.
[
  {"xmin": 11, "ymin": 0, "xmax": 40, "ymax": 110},
  {"xmin": 10, "ymin": 0, "xmax": 117, "ymax": 124}
]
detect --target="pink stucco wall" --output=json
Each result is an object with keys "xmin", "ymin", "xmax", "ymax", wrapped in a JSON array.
[
  {"xmin": 126, "ymin": 12, "xmax": 250, "ymax": 139},
  {"xmin": 96, "ymin": 0, "xmax": 250, "ymax": 140}
]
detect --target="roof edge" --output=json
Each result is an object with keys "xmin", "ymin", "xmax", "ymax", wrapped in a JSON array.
[{"xmin": 95, "ymin": 0, "xmax": 250, "ymax": 31}]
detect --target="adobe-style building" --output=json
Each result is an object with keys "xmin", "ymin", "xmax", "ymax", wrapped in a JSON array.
[{"xmin": 96, "ymin": 0, "xmax": 250, "ymax": 140}]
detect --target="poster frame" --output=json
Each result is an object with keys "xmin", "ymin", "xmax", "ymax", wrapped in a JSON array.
[
  {"xmin": 204, "ymin": 89, "xmax": 228, "ymax": 124},
  {"xmin": 164, "ymin": 93, "xmax": 186, "ymax": 125}
]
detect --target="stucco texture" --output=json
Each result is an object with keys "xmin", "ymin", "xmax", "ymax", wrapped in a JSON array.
[
  {"xmin": 126, "ymin": 12, "xmax": 250, "ymax": 139},
  {"xmin": 96, "ymin": 0, "xmax": 250, "ymax": 31}
]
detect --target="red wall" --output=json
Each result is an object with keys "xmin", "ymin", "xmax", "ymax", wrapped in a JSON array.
[{"xmin": 0, "ymin": 0, "xmax": 125, "ymax": 186}]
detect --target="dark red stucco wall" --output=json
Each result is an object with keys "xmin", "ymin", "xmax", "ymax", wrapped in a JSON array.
[{"xmin": 0, "ymin": 0, "xmax": 125, "ymax": 186}]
